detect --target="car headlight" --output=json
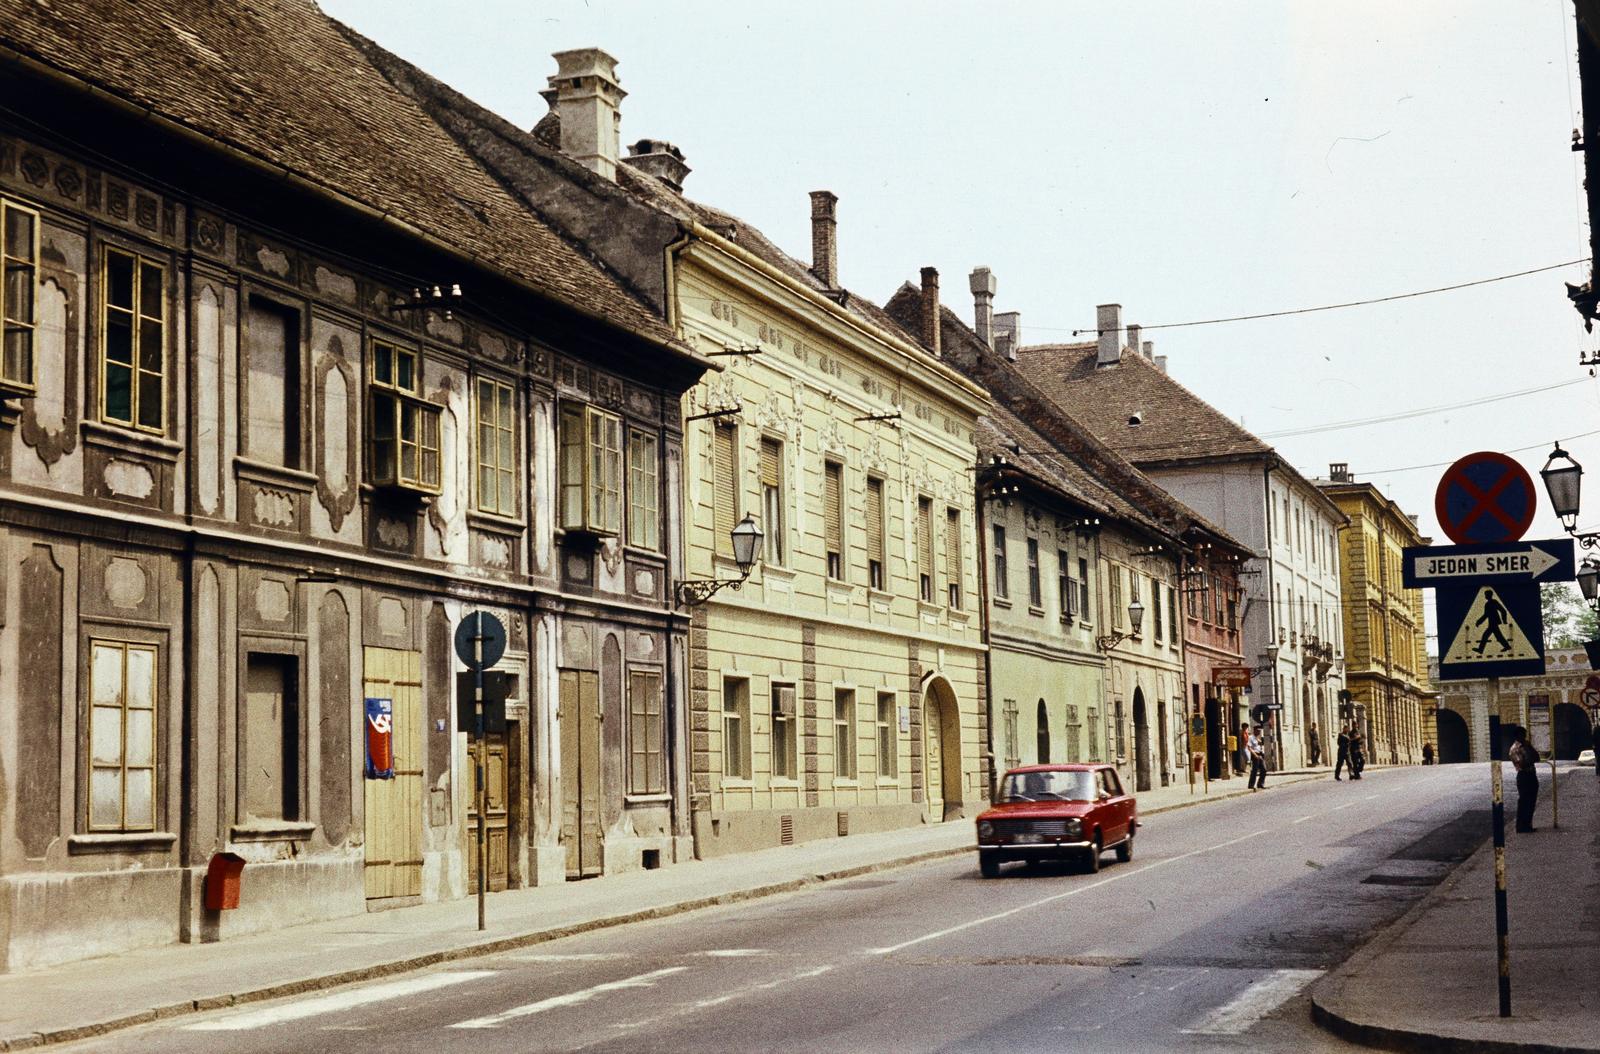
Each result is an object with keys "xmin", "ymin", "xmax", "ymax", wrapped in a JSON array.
[
  {"xmin": 1064, "ymin": 818, "xmax": 1082, "ymax": 837},
  {"xmin": 977, "ymin": 821, "xmax": 994, "ymax": 840}
]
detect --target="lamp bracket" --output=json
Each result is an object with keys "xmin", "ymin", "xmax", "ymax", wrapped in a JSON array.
[{"xmin": 674, "ymin": 572, "xmax": 751, "ymax": 608}]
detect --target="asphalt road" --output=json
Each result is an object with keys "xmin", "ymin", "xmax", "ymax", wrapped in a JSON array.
[{"xmin": 65, "ymin": 765, "xmax": 1488, "ymax": 1053}]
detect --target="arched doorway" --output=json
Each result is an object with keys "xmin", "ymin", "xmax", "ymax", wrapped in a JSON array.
[
  {"xmin": 1132, "ymin": 688, "xmax": 1151, "ymax": 792},
  {"xmin": 1434, "ymin": 707, "xmax": 1468, "ymax": 762},
  {"xmin": 1036, "ymin": 699, "xmax": 1051, "ymax": 764},
  {"xmin": 1205, "ymin": 694, "xmax": 1224, "ymax": 780},
  {"xmin": 1554, "ymin": 703, "xmax": 1591, "ymax": 760},
  {"xmin": 922, "ymin": 676, "xmax": 963, "ymax": 821}
]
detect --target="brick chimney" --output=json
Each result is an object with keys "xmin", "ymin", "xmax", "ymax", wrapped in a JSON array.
[
  {"xmin": 993, "ymin": 311, "xmax": 1021, "ymax": 361},
  {"xmin": 621, "ymin": 139, "xmax": 689, "ymax": 191},
  {"xmin": 1095, "ymin": 304, "xmax": 1122, "ymax": 367},
  {"xmin": 541, "ymin": 48, "xmax": 626, "ymax": 180},
  {"xmin": 969, "ymin": 267, "xmax": 996, "ymax": 347},
  {"xmin": 810, "ymin": 191, "xmax": 838, "ymax": 288},
  {"xmin": 920, "ymin": 267, "xmax": 941, "ymax": 358},
  {"xmin": 1329, "ymin": 462, "xmax": 1351, "ymax": 483}
]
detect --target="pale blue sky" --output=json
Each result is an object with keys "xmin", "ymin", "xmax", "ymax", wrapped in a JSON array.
[{"xmin": 325, "ymin": 0, "xmax": 1595, "ymax": 633}]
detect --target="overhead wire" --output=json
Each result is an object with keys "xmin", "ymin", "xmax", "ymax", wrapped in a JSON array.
[{"xmin": 1258, "ymin": 378, "xmax": 1594, "ymax": 439}]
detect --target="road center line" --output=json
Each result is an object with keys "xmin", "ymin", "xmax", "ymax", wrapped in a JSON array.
[
  {"xmin": 449, "ymin": 967, "xmax": 687, "ymax": 1029},
  {"xmin": 184, "ymin": 971, "xmax": 496, "ymax": 1031},
  {"xmin": 1181, "ymin": 968, "xmax": 1324, "ymax": 1035},
  {"xmin": 868, "ymin": 828, "xmax": 1272, "ymax": 956}
]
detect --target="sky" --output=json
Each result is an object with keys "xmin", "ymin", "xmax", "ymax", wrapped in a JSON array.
[{"xmin": 323, "ymin": 0, "xmax": 1597, "ymax": 643}]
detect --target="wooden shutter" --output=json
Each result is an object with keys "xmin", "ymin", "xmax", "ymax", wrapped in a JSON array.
[
  {"xmin": 824, "ymin": 462, "xmax": 842, "ymax": 554},
  {"xmin": 759, "ymin": 437, "xmax": 781, "ymax": 490},
  {"xmin": 916, "ymin": 498, "xmax": 933, "ymax": 593},
  {"xmin": 866, "ymin": 478, "xmax": 885, "ymax": 565},
  {"xmin": 713, "ymin": 424, "xmax": 735, "ymax": 555},
  {"xmin": 944, "ymin": 508, "xmax": 961, "ymax": 601}
]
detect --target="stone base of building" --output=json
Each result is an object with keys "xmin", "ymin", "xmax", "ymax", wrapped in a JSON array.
[
  {"xmin": 178, "ymin": 856, "xmax": 365, "ymax": 946},
  {"xmin": 2, "ymin": 868, "xmax": 182, "ymax": 972},
  {"xmin": 691, "ymin": 802, "xmax": 929, "ymax": 859},
  {"xmin": 601, "ymin": 831, "xmax": 681, "ymax": 875}
]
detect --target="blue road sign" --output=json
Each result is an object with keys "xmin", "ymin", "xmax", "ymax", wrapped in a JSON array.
[
  {"xmin": 1401, "ymin": 539, "xmax": 1574, "ymax": 591},
  {"xmin": 1434, "ymin": 452, "xmax": 1537, "ymax": 545},
  {"xmin": 1436, "ymin": 582, "xmax": 1545, "ymax": 681}
]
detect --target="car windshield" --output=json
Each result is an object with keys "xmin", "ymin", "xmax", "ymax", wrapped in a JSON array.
[{"xmin": 1000, "ymin": 770, "xmax": 1097, "ymax": 802}]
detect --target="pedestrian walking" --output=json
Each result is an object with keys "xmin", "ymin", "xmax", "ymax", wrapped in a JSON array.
[
  {"xmin": 1334, "ymin": 725, "xmax": 1351, "ymax": 781},
  {"xmin": 1350, "ymin": 728, "xmax": 1365, "ymax": 780},
  {"xmin": 1508, "ymin": 727, "xmax": 1540, "ymax": 833},
  {"xmin": 1422, "ymin": 742, "xmax": 1434, "ymax": 766},
  {"xmin": 1309, "ymin": 724, "xmax": 1322, "ymax": 767},
  {"xmin": 1247, "ymin": 724, "xmax": 1268, "ymax": 790}
]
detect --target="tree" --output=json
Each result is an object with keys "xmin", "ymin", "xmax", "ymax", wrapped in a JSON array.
[{"xmin": 1540, "ymin": 582, "xmax": 1596, "ymax": 649}]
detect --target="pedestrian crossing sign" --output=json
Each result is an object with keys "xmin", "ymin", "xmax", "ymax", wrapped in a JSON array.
[{"xmin": 1436, "ymin": 582, "xmax": 1545, "ymax": 681}]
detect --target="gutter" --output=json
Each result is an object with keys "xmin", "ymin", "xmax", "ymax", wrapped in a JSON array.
[{"xmin": 0, "ymin": 42, "xmax": 715, "ymax": 376}]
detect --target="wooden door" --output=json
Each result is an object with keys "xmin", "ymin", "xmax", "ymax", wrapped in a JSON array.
[
  {"xmin": 363, "ymin": 647, "xmax": 423, "ymax": 899},
  {"xmin": 559, "ymin": 670, "xmax": 603, "ymax": 878},
  {"xmin": 466, "ymin": 732, "xmax": 510, "ymax": 892},
  {"xmin": 924, "ymin": 693, "xmax": 944, "ymax": 820}
]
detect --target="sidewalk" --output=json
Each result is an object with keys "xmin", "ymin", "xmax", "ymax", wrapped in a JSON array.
[
  {"xmin": 1312, "ymin": 761, "xmax": 1600, "ymax": 1053},
  {"xmin": 0, "ymin": 766, "xmax": 1328, "ymax": 1050}
]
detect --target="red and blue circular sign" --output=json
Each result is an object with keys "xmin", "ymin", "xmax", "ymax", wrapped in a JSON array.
[{"xmin": 1434, "ymin": 451, "xmax": 1536, "ymax": 545}]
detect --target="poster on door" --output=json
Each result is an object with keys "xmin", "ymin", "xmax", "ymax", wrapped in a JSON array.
[{"xmin": 365, "ymin": 696, "xmax": 395, "ymax": 779}]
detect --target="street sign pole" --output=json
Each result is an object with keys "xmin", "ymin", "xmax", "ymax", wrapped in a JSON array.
[
  {"xmin": 1488, "ymin": 704, "xmax": 1511, "ymax": 1018},
  {"xmin": 475, "ymin": 630, "xmax": 486, "ymax": 933}
]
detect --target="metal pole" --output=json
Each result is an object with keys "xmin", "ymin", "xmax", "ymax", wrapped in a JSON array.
[
  {"xmin": 1488, "ymin": 701, "xmax": 1510, "ymax": 1018},
  {"xmin": 474, "ymin": 617, "xmax": 486, "ymax": 932},
  {"xmin": 1548, "ymin": 758, "xmax": 1558, "ymax": 830}
]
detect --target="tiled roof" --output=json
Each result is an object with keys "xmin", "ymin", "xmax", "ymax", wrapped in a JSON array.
[
  {"xmin": 0, "ymin": 0, "xmax": 676, "ymax": 344},
  {"xmin": 1014, "ymin": 342, "xmax": 1272, "ymax": 465}
]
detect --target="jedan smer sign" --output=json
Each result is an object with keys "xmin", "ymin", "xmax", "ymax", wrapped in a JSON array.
[{"xmin": 1402, "ymin": 540, "xmax": 1574, "ymax": 590}]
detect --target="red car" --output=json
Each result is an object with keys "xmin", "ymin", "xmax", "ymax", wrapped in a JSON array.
[{"xmin": 975, "ymin": 764, "xmax": 1138, "ymax": 878}]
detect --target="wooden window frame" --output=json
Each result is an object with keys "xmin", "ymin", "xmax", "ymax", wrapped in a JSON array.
[
  {"xmin": 627, "ymin": 428, "xmax": 660, "ymax": 550},
  {"xmin": 368, "ymin": 337, "xmax": 442, "ymax": 494},
  {"xmin": 865, "ymin": 475, "xmax": 886, "ymax": 591},
  {"xmin": 916, "ymin": 497, "xmax": 934, "ymax": 602},
  {"xmin": 824, "ymin": 460, "xmax": 845, "ymax": 581},
  {"xmin": 992, "ymin": 523, "xmax": 1009, "ymax": 600},
  {"xmin": 99, "ymin": 245, "xmax": 167, "ymax": 434},
  {"xmin": 834, "ymin": 687, "xmax": 857, "ymax": 781},
  {"xmin": 945, "ymin": 507, "xmax": 962, "ymax": 609},
  {"xmin": 771, "ymin": 681, "xmax": 798, "ymax": 780},
  {"xmin": 759, "ymin": 435, "xmax": 786, "ymax": 567},
  {"xmin": 627, "ymin": 667, "xmax": 665, "ymax": 795},
  {"xmin": 558, "ymin": 402, "xmax": 622, "ymax": 535},
  {"xmin": 722, "ymin": 675, "xmax": 751, "ymax": 781},
  {"xmin": 876, "ymin": 690, "xmax": 899, "ymax": 779},
  {"xmin": 1, "ymin": 196, "xmax": 40, "ymax": 396},
  {"xmin": 1026, "ymin": 536, "xmax": 1042, "ymax": 609},
  {"xmin": 712, "ymin": 421, "xmax": 739, "ymax": 559},
  {"xmin": 474, "ymin": 375, "xmax": 518, "ymax": 517},
  {"xmin": 87, "ymin": 638, "xmax": 159, "ymax": 833}
]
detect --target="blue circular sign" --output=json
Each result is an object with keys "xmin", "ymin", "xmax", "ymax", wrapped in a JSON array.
[{"xmin": 1434, "ymin": 452, "xmax": 1536, "ymax": 545}]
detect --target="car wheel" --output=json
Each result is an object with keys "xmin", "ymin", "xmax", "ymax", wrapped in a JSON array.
[
  {"xmin": 1084, "ymin": 835, "xmax": 1102, "ymax": 873},
  {"xmin": 980, "ymin": 855, "xmax": 1000, "ymax": 879},
  {"xmin": 1116, "ymin": 833, "xmax": 1134, "ymax": 863}
]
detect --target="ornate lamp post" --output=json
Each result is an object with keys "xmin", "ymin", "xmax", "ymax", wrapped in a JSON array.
[
  {"xmin": 1541, "ymin": 444, "xmax": 1584, "ymax": 536},
  {"xmin": 1095, "ymin": 597, "xmax": 1146, "ymax": 652},
  {"xmin": 675, "ymin": 514, "xmax": 763, "ymax": 607}
]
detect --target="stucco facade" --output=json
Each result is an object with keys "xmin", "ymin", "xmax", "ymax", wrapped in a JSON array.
[{"xmin": 1435, "ymin": 648, "xmax": 1597, "ymax": 763}]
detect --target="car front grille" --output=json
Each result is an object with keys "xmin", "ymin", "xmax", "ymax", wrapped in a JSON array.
[{"xmin": 992, "ymin": 819, "xmax": 1076, "ymax": 839}]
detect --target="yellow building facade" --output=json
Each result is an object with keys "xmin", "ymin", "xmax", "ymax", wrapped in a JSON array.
[
  {"xmin": 1319, "ymin": 468, "xmax": 1432, "ymax": 765},
  {"xmin": 674, "ymin": 223, "xmax": 988, "ymax": 856}
]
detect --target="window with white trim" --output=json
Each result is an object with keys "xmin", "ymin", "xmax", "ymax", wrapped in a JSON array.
[{"xmin": 834, "ymin": 688, "xmax": 857, "ymax": 779}]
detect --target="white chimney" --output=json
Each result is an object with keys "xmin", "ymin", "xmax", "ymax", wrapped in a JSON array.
[
  {"xmin": 969, "ymin": 267, "xmax": 997, "ymax": 347},
  {"xmin": 993, "ymin": 311, "xmax": 1021, "ymax": 361},
  {"xmin": 1154, "ymin": 353, "xmax": 1168, "ymax": 374},
  {"xmin": 541, "ymin": 48, "xmax": 626, "ymax": 180},
  {"xmin": 1095, "ymin": 304, "xmax": 1122, "ymax": 367}
]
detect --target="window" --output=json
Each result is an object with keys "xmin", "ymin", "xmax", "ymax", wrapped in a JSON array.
[
  {"xmin": 1002, "ymin": 698, "xmax": 1020, "ymax": 770},
  {"xmin": 1026, "ymin": 538, "xmax": 1042, "ymax": 608},
  {"xmin": 243, "ymin": 654, "xmax": 299, "ymax": 822},
  {"xmin": 1114, "ymin": 699, "xmax": 1126, "ymax": 759},
  {"xmin": 559, "ymin": 403, "xmax": 622, "ymax": 534},
  {"xmin": 760, "ymin": 437, "xmax": 785, "ymax": 565},
  {"xmin": 1227, "ymin": 595, "xmax": 1239, "ymax": 633},
  {"xmin": 1079, "ymin": 557, "xmax": 1091, "ymax": 620},
  {"xmin": 1129, "ymin": 574, "xmax": 1141, "ymax": 635},
  {"xmin": 723, "ymin": 676, "xmax": 751, "ymax": 779},
  {"xmin": 992, "ymin": 524, "xmax": 1009, "ymax": 599},
  {"xmin": 916, "ymin": 497, "xmax": 934, "ymax": 602},
  {"xmin": 628, "ymin": 430, "xmax": 659, "ymax": 549},
  {"xmin": 877, "ymin": 692, "xmax": 898, "ymax": 778},
  {"xmin": 1199, "ymin": 574, "xmax": 1211, "ymax": 624},
  {"xmin": 476, "ymin": 377, "xmax": 517, "ymax": 516},
  {"xmin": 866, "ymin": 476, "xmax": 886, "ymax": 590},
  {"xmin": 369, "ymin": 339, "xmax": 442, "ymax": 492},
  {"xmin": 1036, "ymin": 699, "xmax": 1050, "ymax": 763},
  {"xmin": 1169, "ymin": 586, "xmax": 1179, "ymax": 643},
  {"xmin": 1152, "ymin": 584, "xmax": 1163, "ymax": 642},
  {"xmin": 1, "ymin": 198, "xmax": 39, "ymax": 394},
  {"xmin": 101, "ymin": 247, "xmax": 165, "ymax": 432},
  {"xmin": 945, "ymin": 508, "xmax": 962, "ymax": 608},
  {"xmin": 1058, "ymin": 550, "xmax": 1075, "ymax": 621},
  {"xmin": 628, "ymin": 669, "xmax": 664, "ymax": 794},
  {"xmin": 713, "ymin": 422, "xmax": 738, "ymax": 558},
  {"xmin": 88, "ymin": 639, "xmax": 158, "ymax": 832},
  {"xmin": 772, "ymin": 683, "xmax": 797, "ymax": 779},
  {"xmin": 834, "ymin": 688, "xmax": 857, "ymax": 779},
  {"xmin": 245, "ymin": 297, "xmax": 301, "ymax": 467},
  {"xmin": 824, "ymin": 461, "xmax": 844, "ymax": 580},
  {"xmin": 1110, "ymin": 565, "xmax": 1123, "ymax": 629}
]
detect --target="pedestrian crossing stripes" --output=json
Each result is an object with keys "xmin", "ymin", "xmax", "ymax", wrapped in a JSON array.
[
  {"xmin": 183, "ymin": 971, "xmax": 496, "ymax": 1031},
  {"xmin": 449, "ymin": 966, "xmax": 688, "ymax": 1029},
  {"xmin": 1181, "ymin": 969, "xmax": 1324, "ymax": 1035}
]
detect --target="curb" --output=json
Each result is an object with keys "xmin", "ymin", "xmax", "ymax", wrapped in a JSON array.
[{"xmin": 0, "ymin": 766, "xmax": 1334, "ymax": 1050}]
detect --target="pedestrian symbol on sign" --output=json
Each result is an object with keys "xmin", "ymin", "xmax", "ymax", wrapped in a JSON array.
[{"xmin": 1443, "ymin": 586, "xmax": 1540, "ymax": 666}]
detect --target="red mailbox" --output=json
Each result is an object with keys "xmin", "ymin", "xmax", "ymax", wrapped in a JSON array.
[{"xmin": 204, "ymin": 852, "xmax": 245, "ymax": 911}]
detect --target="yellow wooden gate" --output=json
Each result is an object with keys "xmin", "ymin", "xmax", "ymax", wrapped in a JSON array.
[
  {"xmin": 924, "ymin": 693, "xmax": 945, "ymax": 821},
  {"xmin": 559, "ymin": 670, "xmax": 602, "ymax": 878},
  {"xmin": 363, "ymin": 647, "xmax": 423, "ymax": 899},
  {"xmin": 466, "ymin": 732, "xmax": 510, "ymax": 892}
]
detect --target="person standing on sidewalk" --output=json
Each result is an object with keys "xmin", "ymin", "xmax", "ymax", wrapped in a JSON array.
[
  {"xmin": 1247, "ymin": 724, "xmax": 1268, "ymax": 790},
  {"xmin": 1508, "ymin": 727, "xmax": 1540, "ymax": 833},
  {"xmin": 1334, "ymin": 725, "xmax": 1351, "ymax": 781},
  {"xmin": 1309, "ymin": 724, "xmax": 1322, "ymax": 767}
]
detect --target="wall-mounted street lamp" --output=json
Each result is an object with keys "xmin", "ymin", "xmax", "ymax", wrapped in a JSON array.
[
  {"xmin": 1095, "ymin": 598, "xmax": 1145, "ymax": 652},
  {"xmin": 1541, "ymin": 443, "xmax": 1585, "ymax": 535},
  {"xmin": 675, "ymin": 514, "xmax": 763, "ymax": 607},
  {"xmin": 1578, "ymin": 557, "xmax": 1600, "ymax": 608}
]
